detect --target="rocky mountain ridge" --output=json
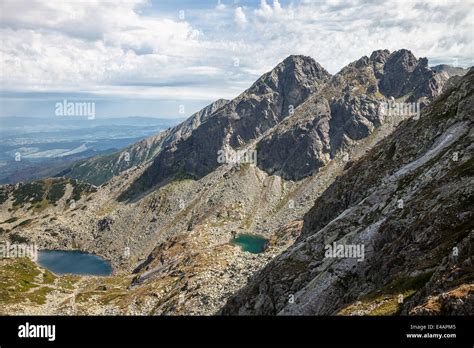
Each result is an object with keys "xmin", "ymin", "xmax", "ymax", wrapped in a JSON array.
[{"xmin": 59, "ymin": 98, "xmax": 229, "ymax": 186}]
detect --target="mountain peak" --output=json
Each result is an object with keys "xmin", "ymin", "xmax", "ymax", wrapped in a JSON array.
[
  {"xmin": 281, "ymin": 54, "xmax": 319, "ymax": 65},
  {"xmin": 369, "ymin": 49, "xmax": 391, "ymax": 63},
  {"xmin": 277, "ymin": 54, "xmax": 328, "ymax": 75},
  {"xmin": 248, "ymin": 54, "xmax": 331, "ymax": 97},
  {"xmin": 369, "ymin": 48, "xmax": 434, "ymax": 98},
  {"xmin": 387, "ymin": 49, "xmax": 426, "ymax": 70}
]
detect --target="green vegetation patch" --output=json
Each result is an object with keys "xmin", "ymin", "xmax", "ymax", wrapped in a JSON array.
[
  {"xmin": 31, "ymin": 199, "xmax": 49, "ymax": 213},
  {"xmin": 12, "ymin": 182, "xmax": 46, "ymax": 207},
  {"xmin": 56, "ymin": 275, "xmax": 80, "ymax": 292},
  {"xmin": 9, "ymin": 233, "xmax": 29, "ymax": 244},
  {"xmin": 0, "ymin": 258, "xmax": 80, "ymax": 307},
  {"xmin": 2, "ymin": 217, "xmax": 19, "ymax": 224},
  {"xmin": 28, "ymin": 286, "xmax": 55, "ymax": 305},
  {"xmin": 338, "ymin": 272, "xmax": 433, "ymax": 316},
  {"xmin": 46, "ymin": 181, "xmax": 67, "ymax": 203},
  {"xmin": 172, "ymin": 168, "xmax": 196, "ymax": 182},
  {"xmin": 42, "ymin": 269, "xmax": 56, "ymax": 285},
  {"xmin": 0, "ymin": 187, "xmax": 8, "ymax": 204},
  {"xmin": 18, "ymin": 219, "xmax": 33, "ymax": 227},
  {"xmin": 69, "ymin": 179, "xmax": 96, "ymax": 201},
  {"xmin": 98, "ymin": 291, "xmax": 127, "ymax": 305},
  {"xmin": 0, "ymin": 258, "xmax": 41, "ymax": 304}
]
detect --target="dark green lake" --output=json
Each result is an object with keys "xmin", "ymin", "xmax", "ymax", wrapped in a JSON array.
[
  {"xmin": 230, "ymin": 234, "xmax": 268, "ymax": 254},
  {"xmin": 37, "ymin": 250, "xmax": 112, "ymax": 276}
]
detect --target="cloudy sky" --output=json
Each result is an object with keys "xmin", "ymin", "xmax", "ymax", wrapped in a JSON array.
[{"xmin": 1, "ymin": 0, "xmax": 473, "ymax": 118}]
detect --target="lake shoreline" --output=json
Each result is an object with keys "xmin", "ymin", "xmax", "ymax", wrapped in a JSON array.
[{"xmin": 36, "ymin": 249, "xmax": 113, "ymax": 276}]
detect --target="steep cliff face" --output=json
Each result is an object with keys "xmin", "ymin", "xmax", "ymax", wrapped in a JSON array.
[
  {"xmin": 256, "ymin": 49, "xmax": 453, "ymax": 180},
  {"xmin": 64, "ymin": 51, "xmax": 462, "ymax": 190},
  {"xmin": 119, "ymin": 56, "xmax": 331, "ymax": 199},
  {"xmin": 376, "ymin": 49, "xmax": 434, "ymax": 99},
  {"xmin": 221, "ymin": 69, "xmax": 473, "ymax": 316}
]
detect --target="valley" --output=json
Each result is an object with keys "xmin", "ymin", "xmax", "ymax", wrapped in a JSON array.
[{"xmin": 0, "ymin": 117, "xmax": 183, "ymax": 184}]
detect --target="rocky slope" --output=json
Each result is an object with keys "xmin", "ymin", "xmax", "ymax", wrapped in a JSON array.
[
  {"xmin": 0, "ymin": 49, "xmax": 470, "ymax": 316},
  {"xmin": 119, "ymin": 55, "xmax": 332, "ymax": 199},
  {"xmin": 59, "ymin": 99, "xmax": 228, "ymax": 186},
  {"xmin": 221, "ymin": 69, "xmax": 474, "ymax": 315},
  {"xmin": 256, "ymin": 49, "xmax": 449, "ymax": 180}
]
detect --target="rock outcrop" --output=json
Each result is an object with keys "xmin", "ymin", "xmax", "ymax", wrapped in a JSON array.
[
  {"xmin": 256, "ymin": 49, "xmax": 452, "ymax": 180},
  {"xmin": 119, "ymin": 55, "xmax": 331, "ymax": 199}
]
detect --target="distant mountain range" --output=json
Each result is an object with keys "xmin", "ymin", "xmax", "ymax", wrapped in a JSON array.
[
  {"xmin": 0, "ymin": 117, "xmax": 183, "ymax": 184},
  {"xmin": 0, "ymin": 49, "xmax": 471, "ymax": 316}
]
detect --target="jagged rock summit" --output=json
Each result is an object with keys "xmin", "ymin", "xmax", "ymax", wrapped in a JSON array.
[{"xmin": 119, "ymin": 54, "xmax": 332, "ymax": 199}]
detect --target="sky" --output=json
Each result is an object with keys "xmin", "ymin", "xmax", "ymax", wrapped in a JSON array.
[{"xmin": 0, "ymin": 0, "xmax": 473, "ymax": 118}]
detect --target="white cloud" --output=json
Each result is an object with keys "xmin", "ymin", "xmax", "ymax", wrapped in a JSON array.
[
  {"xmin": 254, "ymin": 0, "xmax": 285, "ymax": 19},
  {"xmin": 244, "ymin": 0, "xmax": 474, "ymax": 73},
  {"xmin": 234, "ymin": 7, "xmax": 248, "ymax": 28},
  {"xmin": 0, "ymin": 0, "xmax": 473, "ymax": 109},
  {"xmin": 0, "ymin": 0, "xmax": 209, "ymax": 93},
  {"xmin": 216, "ymin": 0, "xmax": 226, "ymax": 11}
]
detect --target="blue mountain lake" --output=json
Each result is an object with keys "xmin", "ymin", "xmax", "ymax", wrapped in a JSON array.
[
  {"xmin": 37, "ymin": 250, "xmax": 112, "ymax": 276},
  {"xmin": 230, "ymin": 234, "xmax": 268, "ymax": 254}
]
